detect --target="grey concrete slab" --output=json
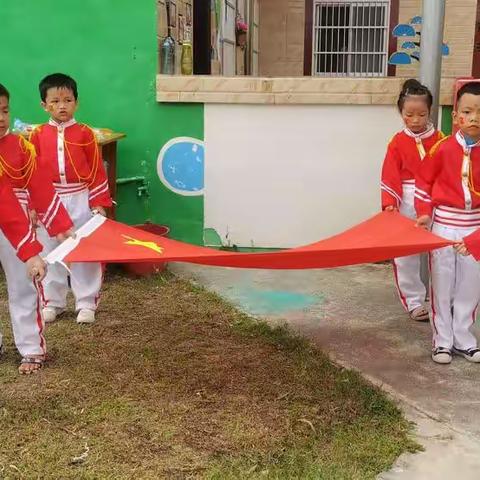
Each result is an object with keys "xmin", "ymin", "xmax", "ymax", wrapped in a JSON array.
[{"xmin": 170, "ymin": 263, "xmax": 480, "ymax": 478}]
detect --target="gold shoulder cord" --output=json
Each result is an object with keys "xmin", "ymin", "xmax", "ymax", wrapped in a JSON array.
[
  {"xmin": 63, "ymin": 125, "xmax": 100, "ymax": 186},
  {"xmin": 0, "ymin": 136, "xmax": 37, "ymax": 188},
  {"xmin": 468, "ymin": 150, "xmax": 480, "ymax": 197},
  {"xmin": 428, "ymin": 135, "xmax": 449, "ymax": 157}
]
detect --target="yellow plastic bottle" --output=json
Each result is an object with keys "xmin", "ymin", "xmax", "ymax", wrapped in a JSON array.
[{"xmin": 181, "ymin": 27, "xmax": 193, "ymax": 75}]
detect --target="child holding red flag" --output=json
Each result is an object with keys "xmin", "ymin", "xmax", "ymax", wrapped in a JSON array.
[
  {"xmin": 381, "ymin": 79, "xmax": 443, "ymax": 322},
  {"xmin": 416, "ymin": 81, "xmax": 480, "ymax": 364},
  {"xmin": 30, "ymin": 73, "xmax": 112, "ymax": 325},
  {"xmin": 0, "ymin": 83, "xmax": 74, "ymax": 374},
  {"xmin": 0, "ymin": 175, "xmax": 50, "ymax": 374}
]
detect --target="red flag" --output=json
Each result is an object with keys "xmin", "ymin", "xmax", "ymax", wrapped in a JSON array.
[
  {"xmin": 464, "ymin": 228, "xmax": 480, "ymax": 260},
  {"xmin": 46, "ymin": 212, "xmax": 452, "ymax": 270}
]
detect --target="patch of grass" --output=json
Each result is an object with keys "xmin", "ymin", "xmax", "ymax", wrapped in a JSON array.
[{"xmin": 0, "ymin": 271, "xmax": 418, "ymax": 479}]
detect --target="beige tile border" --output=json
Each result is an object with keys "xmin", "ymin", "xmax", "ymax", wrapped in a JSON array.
[{"xmin": 156, "ymin": 75, "xmax": 457, "ymax": 105}]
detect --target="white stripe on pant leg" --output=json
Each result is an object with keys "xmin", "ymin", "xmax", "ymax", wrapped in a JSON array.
[
  {"xmin": 430, "ymin": 224, "xmax": 460, "ymax": 349},
  {"xmin": 0, "ymin": 230, "xmax": 45, "ymax": 356},
  {"xmin": 452, "ymin": 244, "xmax": 480, "ymax": 350}
]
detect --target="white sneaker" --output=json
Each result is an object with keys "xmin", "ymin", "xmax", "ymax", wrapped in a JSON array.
[
  {"xmin": 42, "ymin": 307, "xmax": 65, "ymax": 323},
  {"xmin": 76, "ymin": 309, "xmax": 95, "ymax": 324},
  {"xmin": 453, "ymin": 347, "xmax": 480, "ymax": 363},
  {"xmin": 432, "ymin": 347, "xmax": 452, "ymax": 364}
]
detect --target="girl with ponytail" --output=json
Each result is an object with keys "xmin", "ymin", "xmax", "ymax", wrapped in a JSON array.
[{"xmin": 380, "ymin": 79, "xmax": 444, "ymax": 322}]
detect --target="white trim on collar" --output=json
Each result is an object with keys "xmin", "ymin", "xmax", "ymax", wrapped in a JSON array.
[
  {"xmin": 48, "ymin": 118, "xmax": 77, "ymax": 129},
  {"xmin": 0, "ymin": 128, "xmax": 10, "ymax": 139},
  {"xmin": 403, "ymin": 124, "xmax": 435, "ymax": 140},
  {"xmin": 455, "ymin": 130, "xmax": 480, "ymax": 150}
]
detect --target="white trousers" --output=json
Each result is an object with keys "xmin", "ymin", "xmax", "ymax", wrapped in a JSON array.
[
  {"xmin": 38, "ymin": 190, "xmax": 102, "ymax": 312},
  {"xmin": 430, "ymin": 222, "xmax": 480, "ymax": 350},
  {"xmin": 0, "ymin": 229, "xmax": 45, "ymax": 356},
  {"xmin": 393, "ymin": 184, "xmax": 426, "ymax": 312}
]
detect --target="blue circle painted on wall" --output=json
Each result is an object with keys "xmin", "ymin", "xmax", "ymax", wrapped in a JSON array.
[{"xmin": 157, "ymin": 137, "xmax": 204, "ymax": 196}]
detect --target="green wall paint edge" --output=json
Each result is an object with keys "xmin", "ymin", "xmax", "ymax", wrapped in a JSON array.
[{"xmin": 1, "ymin": 0, "xmax": 204, "ymax": 244}]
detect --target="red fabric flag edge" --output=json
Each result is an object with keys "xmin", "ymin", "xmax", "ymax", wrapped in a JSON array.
[{"xmin": 46, "ymin": 212, "xmax": 453, "ymax": 270}]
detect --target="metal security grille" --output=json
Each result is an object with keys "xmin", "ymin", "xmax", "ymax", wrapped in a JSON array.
[{"xmin": 313, "ymin": 0, "xmax": 390, "ymax": 77}]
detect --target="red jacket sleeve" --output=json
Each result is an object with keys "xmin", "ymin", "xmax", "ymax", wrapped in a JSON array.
[
  {"xmin": 82, "ymin": 127, "xmax": 112, "ymax": 208},
  {"xmin": 0, "ymin": 175, "xmax": 42, "ymax": 261},
  {"xmin": 414, "ymin": 143, "xmax": 443, "ymax": 218},
  {"xmin": 381, "ymin": 137, "xmax": 402, "ymax": 209},
  {"xmin": 19, "ymin": 137, "xmax": 74, "ymax": 237}
]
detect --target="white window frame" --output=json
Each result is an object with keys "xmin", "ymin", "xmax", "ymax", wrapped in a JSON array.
[
  {"xmin": 221, "ymin": 0, "xmax": 237, "ymax": 76},
  {"xmin": 312, "ymin": 0, "xmax": 391, "ymax": 78},
  {"xmin": 249, "ymin": 0, "xmax": 260, "ymax": 76}
]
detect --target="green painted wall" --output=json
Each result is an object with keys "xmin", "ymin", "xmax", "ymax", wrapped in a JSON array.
[
  {"xmin": 441, "ymin": 106, "xmax": 453, "ymax": 135},
  {"xmin": 0, "ymin": 0, "xmax": 204, "ymax": 244}
]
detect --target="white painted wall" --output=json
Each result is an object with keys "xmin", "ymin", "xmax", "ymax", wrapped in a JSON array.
[{"xmin": 204, "ymin": 103, "xmax": 404, "ymax": 248}]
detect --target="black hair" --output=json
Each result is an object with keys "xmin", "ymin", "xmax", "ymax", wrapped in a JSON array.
[
  {"xmin": 456, "ymin": 82, "xmax": 480, "ymax": 105},
  {"xmin": 397, "ymin": 79, "xmax": 433, "ymax": 112},
  {"xmin": 0, "ymin": 83, "xmax": 9, "ymax": 100},
  {"xmin": 39, "ymin": 73, "xmax": 78, "ymax": 101}
]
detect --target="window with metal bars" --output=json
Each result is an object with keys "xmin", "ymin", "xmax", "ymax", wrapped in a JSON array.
[{"xmin": 312, "ymin": 0, "xmax": 390, "ymax": 77}]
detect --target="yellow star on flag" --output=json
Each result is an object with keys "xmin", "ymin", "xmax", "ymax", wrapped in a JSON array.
[{"xmin": 122, "ymin": 235, "xmax": 164, "ymax": 254}]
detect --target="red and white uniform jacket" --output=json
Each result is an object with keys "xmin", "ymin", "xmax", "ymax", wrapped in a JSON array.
[
  {"xmin": 0, "ymin": 132, "xmax": 73, "ymax": 236},
  {"xmin": 29, "ymin": 119, "xmax": 112, "ymax": 208},
  {"xmin": 0, "ymin": 173, "xmax": 43, "ymax": 261},
  {"xmin": 415, "ymin": 132, "xmax": 480, "ymax": 224},
  {"xmin": 381, "ymin": 126, "xmax": 444, "ymax": 209}
]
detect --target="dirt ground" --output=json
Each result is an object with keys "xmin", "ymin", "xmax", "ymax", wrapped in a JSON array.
[{"xmin": 0, "ymin": 271, "xmax": 417, "ymax": 479}]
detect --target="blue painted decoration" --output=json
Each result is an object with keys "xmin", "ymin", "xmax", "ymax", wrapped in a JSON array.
[
  {"xmin": 392, "ymin": 24, "xmax": 416, "ymax": 37},
  {"xmin": 157, "ymin": 137, "xmax": 205, "ymax": 196},
  {"xmin": 232, "ymin": 288, "xmax": 323, "ymax": 315},
  {"xmin": 389, "ymin": 52, "xmax": 412, "ymax": 65},
  {"xmin": 389, "ymin": 16, "xmax": 450, "ymax": 66}
]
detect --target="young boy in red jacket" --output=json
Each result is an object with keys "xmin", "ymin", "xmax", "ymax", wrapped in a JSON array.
[
  {"xmin": 0, "ymin": 83, "xmax": 74, "ymax": 373},
  {"xmin": 0, "ymin": 181, "xmax": 48, "ymax": 374},
  {"xmin": 416, "ymin": 82, "xmax": 480, "ymax": 365},
  {"xmin": 30, "ymin": 73, "xmax": 112, "ymax": 325}
]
